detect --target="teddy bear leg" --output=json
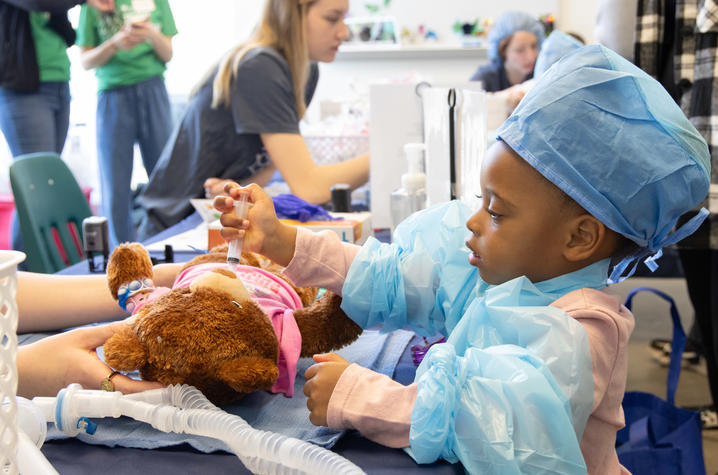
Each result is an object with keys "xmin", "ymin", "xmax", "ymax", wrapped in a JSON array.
[
  {"xmin": 294, "ymin": 292, "xmax": 363, "ymax": 357},
  {"xmin": 103, "ymin": 326, "xmax": 148, "ymax": 372},
  {"xmin": 216, "ymin": 356, "xmax": 280, "ymax": 394}
]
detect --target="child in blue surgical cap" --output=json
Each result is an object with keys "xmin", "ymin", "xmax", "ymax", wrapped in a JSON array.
[{"xmin": 215, "ymin": 45, "xmax": 710, "ymax": 474}]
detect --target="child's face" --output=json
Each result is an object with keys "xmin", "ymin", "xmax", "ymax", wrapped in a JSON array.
[{"xmin": 465, "ymin": 141, "xmax": 576, "ymax": 285}]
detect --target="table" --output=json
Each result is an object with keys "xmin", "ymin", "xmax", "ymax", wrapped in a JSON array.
[{"xmin": 44, "ymin": 212, "xmax": 462, "ymax": 474}]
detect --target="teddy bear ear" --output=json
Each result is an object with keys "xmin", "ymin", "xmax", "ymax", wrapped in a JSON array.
[
  {"xmin": 104, "ymin": 326, "xmax": 148, "ymax": 371},
  {"xmin": 216, "ymin": 356, "xmax": 279, "ymax": 394}
]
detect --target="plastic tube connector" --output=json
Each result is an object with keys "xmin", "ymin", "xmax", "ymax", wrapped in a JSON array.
[{"xmin": 227, "ymin": 192, "xmax": 250, "ymax": 271}]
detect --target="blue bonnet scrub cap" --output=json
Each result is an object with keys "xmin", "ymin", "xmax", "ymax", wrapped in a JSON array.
[
  {"xmin": 533, "ymin": 30, "xmax": 583, "ymax": 79},
  {"xmin": 496, "ymin": 44, "xmax": 710, "ymax": 283},
  {"xmin": 487, "ymin": 11, "xmax": 545, "ymax": 63}
]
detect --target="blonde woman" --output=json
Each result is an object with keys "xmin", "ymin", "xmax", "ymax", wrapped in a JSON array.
[{"xmin": 136, "ymin": 0, "xmax": 367, "ymax": 240}]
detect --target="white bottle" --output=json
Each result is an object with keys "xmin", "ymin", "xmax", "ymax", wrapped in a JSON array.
[{"xmin": 390, "ymin": 143, "xmax": 427, "ymax": 231}]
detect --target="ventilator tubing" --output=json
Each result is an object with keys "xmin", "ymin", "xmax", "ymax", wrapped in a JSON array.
[
  {"xmin": 15, "ymin": 397, "xmax": 57, "ymax": 475},
  {"xmin": 30, "ymin": 384, "xmax": 365, "ymax": 475}
]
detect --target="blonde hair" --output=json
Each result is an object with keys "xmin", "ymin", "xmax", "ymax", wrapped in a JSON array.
[{"xmin": 193, "ymin": 0, "xmax": 315, "ymax": 118}]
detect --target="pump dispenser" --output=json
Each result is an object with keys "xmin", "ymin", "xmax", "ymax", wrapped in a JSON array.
[{"xmin": 391, "ymin": 143, "xmax": 427, "ymax": 231}]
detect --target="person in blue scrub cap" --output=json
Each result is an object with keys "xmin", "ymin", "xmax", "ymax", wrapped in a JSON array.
[
  {"xmin": 469, "ymin": 11, "xmax": 545, "ymax": 92},
  {"xmin": 533, "ymin": 29, "xmax": 583, "ymax": 79},
  {"xmin": 214, "ymin": 45, "xmax": 710, "ymax": 474}
]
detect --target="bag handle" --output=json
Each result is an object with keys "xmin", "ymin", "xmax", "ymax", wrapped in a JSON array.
[{"xmin": 624, "ymin": 286, "xmax": 686, "ymax": 405}]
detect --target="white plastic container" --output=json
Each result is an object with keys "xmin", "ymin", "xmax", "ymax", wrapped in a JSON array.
[
  {"xmin": 0, "ymin": 250, "xmax": 25, "ymax": 475},
  {"xmin": 390, "ymin": 143, "xmax": 427, "ymax": 231}
]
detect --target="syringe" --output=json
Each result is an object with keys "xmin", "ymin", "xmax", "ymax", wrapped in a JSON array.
[{"xmin": 227, "ymin": 192, "xmax": 250, "ymax": 271}]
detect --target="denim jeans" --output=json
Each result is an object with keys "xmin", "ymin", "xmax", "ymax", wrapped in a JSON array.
[
  {"xmin": 0, "ymin": 81, "xmax": 71, "ymax": 156},
  {"xmin": 96, "ymin": 75, "xmax": 172, "ymax": 246},
  {"xmin": 0, "ymin": 81, "xmax": 71, "ymax": 254}
]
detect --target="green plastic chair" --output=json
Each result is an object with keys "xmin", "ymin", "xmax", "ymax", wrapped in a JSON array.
[{"xmin": 10, "ymin": 153, "xmax": 92, "ymax": 273}]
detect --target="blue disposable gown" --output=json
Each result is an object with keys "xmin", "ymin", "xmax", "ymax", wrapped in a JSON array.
[{"xmin": 341, "ymin": 201, "xmax": 603, "ymax": 474}]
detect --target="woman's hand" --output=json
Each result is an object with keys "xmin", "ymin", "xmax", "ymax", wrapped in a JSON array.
[
  {"xmin": 126, "ymin": 20, "xmax": 159, "ymax": 43},
  {"xmin": 17, "ymin": 322, "xmax": 163, "ymax": 398},
  {"xmin": 213, "ymin": 183, "xmax": 297, "ymax": 266},
  {"xmin": 303, "ymin": 353, "xmax": 351, "ymax": 426},
  {"xmin": 109, "ymin": 27, "xmax": 142, "ymax": 51}
]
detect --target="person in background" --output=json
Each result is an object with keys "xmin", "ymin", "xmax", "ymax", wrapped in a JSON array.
[
  {"xmin": 216, "ymin": 45, "xmax": 710, "ymax": 472},
  {"xmin": 76, "ymin": 0, "xmax": 176, "ymax": 246},
  {"xmin": 134, "ymin": 0, "xmax": 369, "ymax": 241},
  {"xmin": 16, "ymin": 265, "xmax": 181, "ymax": 397},
  {"xmin": 469, "ymin": 10, "xmax": 544, "ymax": 92},
  {"xmin": 0, "ymin": 0, "xmax": 114, "ymax": 252}
]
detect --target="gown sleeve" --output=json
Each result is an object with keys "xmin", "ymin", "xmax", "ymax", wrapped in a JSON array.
[{"xmin": 340, "ymin": 201, "xmax": 478, "ymax": 336}]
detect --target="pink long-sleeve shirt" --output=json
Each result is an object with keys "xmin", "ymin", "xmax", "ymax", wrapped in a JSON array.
[{"xmin": 284, "ymin": 228, "xmax": 634, "ymax": 474}]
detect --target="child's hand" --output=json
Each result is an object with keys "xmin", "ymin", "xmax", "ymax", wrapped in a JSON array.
[
  {"xmin": 303, "ymin": 353, "xmax": 351, "ymax": 427},
  {"xmin": 204, "ymin": 177, "xmax": 236, "ymax": 199},
  {"xmin": 213, "ymin": 183, "xmax": 297, "ymax": 266}
]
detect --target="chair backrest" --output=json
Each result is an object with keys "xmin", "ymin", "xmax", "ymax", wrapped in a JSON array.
[{"xmin": 10, "ymin": 153, "xmax": 92, "ymax": 273}]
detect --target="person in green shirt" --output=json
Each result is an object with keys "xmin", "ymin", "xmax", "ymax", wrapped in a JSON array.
[
  {"xmin": 0, "ymin": 0, "xmax": 113, "ymax": 155},
  {"xmin": 0, "ymin": 0, "xmax": 114, "ymax": 253},
  {"xmin": 76, "ymin": 0, "xmax": 176, "ymax": 246}
]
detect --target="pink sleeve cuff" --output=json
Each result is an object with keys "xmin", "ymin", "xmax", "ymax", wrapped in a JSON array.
[
  {"xmin": 327, "ymin": 363, "xmax": 416, "ymax": 448},
  {"xmin": 283, "ymin": 228, "xmax": 361, "ymax": 295}
]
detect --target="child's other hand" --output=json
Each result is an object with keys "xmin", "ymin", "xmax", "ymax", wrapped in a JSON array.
[
  {"xmin": 214, "ymin": 183, "xmax": 297, "ymax": 266},
  {"xmin": 303, "ymin": 353, "xmax": 350, "ymax": 427}
]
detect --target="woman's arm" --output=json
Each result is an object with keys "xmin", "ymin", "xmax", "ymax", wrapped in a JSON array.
[
  {"xmin": 260, "ymin": 133, "xmax": 369, "ymax": 205},
  {"xmin": 16, "ymin": 263, "xmax": 182, "ymax": 333},
  {"xmin": 79, "ymin": 42, "xmax": 120, "ymax": 70}
]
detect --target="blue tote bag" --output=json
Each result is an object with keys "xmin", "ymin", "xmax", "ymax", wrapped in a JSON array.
[{"xmin": 615, "ymin": 287, "xmax": 705, "ymax": 475}]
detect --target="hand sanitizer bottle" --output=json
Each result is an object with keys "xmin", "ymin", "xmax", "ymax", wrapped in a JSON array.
[{"xmin": 391, "ymin": 143, "xmax": 427, "ymax": 231}]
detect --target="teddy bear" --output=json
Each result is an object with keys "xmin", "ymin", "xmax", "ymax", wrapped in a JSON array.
[{"xmin": 102, "ymin": 242, "xmax": 363, "ymax": 405}]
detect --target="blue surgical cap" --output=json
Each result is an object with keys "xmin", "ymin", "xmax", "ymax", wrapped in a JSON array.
[
  {"xmin": 487, "ymin": 11, "xmax": 545, "ymax": 63},
  {"xmin": 496, "ymin": 45, "xmax": 710, "ymax": 282},
  {"xmin": 533, "ymin": 30, "xmax": 582, "ymax": 79}
]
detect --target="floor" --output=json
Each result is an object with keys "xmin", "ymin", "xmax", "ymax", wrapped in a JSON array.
[{"xmin": 611, "ymin": 277, "xmax": 717, "ymax": 474}]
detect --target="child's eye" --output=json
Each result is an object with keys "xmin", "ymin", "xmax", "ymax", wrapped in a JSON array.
[{"xmin": 488, "ymin": 209, "xmax": 501, "ymax": 219}]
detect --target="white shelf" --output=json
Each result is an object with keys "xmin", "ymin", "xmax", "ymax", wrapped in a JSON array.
[{"xmin": 335, "ymin": 44, "xmax": 487, "ymax": 61}]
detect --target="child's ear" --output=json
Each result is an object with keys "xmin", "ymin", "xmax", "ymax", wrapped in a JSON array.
[{"xmin": 564, "ymin": 215, "xmax": 606, "ymax": 262}]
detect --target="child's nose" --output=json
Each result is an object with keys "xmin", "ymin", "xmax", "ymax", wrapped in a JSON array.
[{"xmin": 465, "ymin": 214, "xmax": 480, "ymax": 235}]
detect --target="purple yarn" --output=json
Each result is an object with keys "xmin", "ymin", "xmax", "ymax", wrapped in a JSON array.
[
  {"xmin": 411, "ymin": 336, "xmax": 446, "ymax": 365},
  {"xmin": 271, "ymin": 194, "xmax": 339, "ymax": 222}
]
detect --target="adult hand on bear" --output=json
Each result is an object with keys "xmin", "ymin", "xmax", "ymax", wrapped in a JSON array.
[{"xmin": 17, "ymin": 322, "xmax": 163, "ymax": 398}]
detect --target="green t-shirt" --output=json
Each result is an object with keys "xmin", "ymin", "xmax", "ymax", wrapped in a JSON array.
[
  {"xmin": 29, "ymin": 12, "xmax": 71, "ymax": 83},
  {"xmin": 76, "ymin": 0, "xmax": 177, "ymax": 91}
]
